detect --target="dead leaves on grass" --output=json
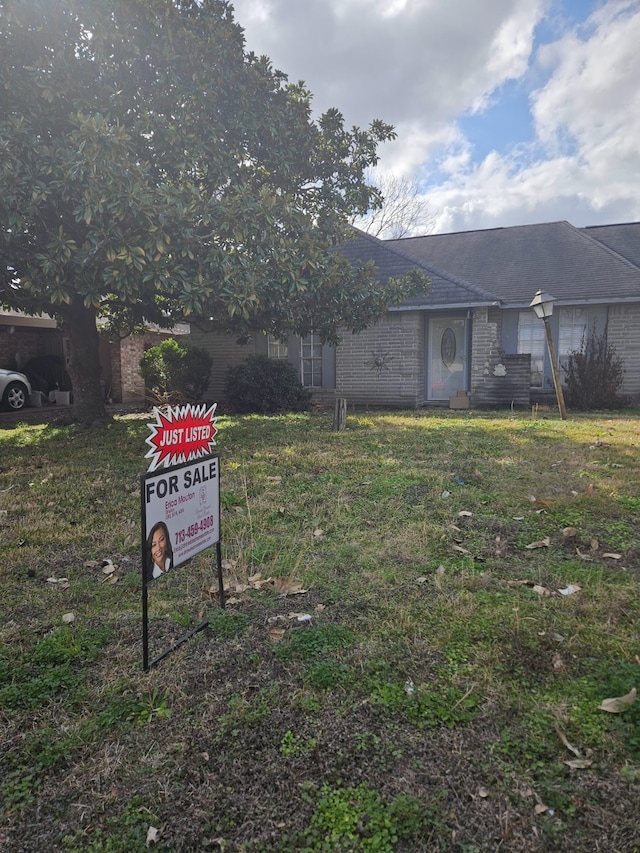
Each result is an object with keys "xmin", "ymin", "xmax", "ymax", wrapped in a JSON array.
[
  {"xmin": 598, "ymin": 687, "xmax": 637, "ymax": 713},
  {"xmin": 46, "ymin": 575, "xmax": 69, "ymax": 589},
  {"xmin": 273, "ymin": 577, "xmax": 307, "ymax": 596},
  {"xmin": 525, "ymin": 536, "xmax": 551, "ymax": 550},
  {"xmin": 449, "ymin": 487, "xmax": 626, "ymax": 566},
  {"xmin": 204, "ymin": 571, "xmax": 308, "ymax": 603},
  {"xmin": 266, "ymin": 606, "xmax": 324, "ymax": 642},
  {"xmin": 552, "ymin": 722, "xmax": 594, "ymax": 770},
  {"xmin": 507, "ymin": 579, "xmax": 581, "ymax": 599},
  {"xmin": 267, "ymin": 626, "xmax": 286, "ymax": 643},
  {"xmin": 83, "ymin": 558, "xmax": 121, "ymax": 584}
]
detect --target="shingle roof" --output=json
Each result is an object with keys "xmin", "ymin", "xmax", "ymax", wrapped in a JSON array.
[
  {"xmin": 387, "ymin": 220, "xmax": 640, "ymax": 307},
  {"xmin": 581, "ymin": 222, "xmax": 640, "ymax": 269},
  {"xmin": 338, "ymin": 229, "xmax": 497, "ymax": 310}
]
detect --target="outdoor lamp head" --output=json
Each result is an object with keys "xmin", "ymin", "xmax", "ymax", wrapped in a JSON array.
[{"xmin": 529, "ymin": 289, "xmax": 555, "ymax": 320}]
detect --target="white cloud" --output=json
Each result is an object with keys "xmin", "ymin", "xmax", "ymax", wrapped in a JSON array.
[
  {"xmin": 234, "ymin": 0, "xmax": 544, "ymax": 126},
  {"xmin": 231, "ymin": 0, "xmax": 640, "ymax": 232},
  {"xmin": 411, "ymin": 0, "xmax": 640, "ymax": 232}
]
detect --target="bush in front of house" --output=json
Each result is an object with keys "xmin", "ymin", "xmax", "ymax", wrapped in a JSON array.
[
  {"xmin": 139, "ymin": 338, "xmax": 212, "ymax": 405},
  {"xmin": 564, "ymin": 330, "xmax": 627, "ymax": 410},
  {"xmin": 224, "ymin": 354, "xmax": 312, "ymax": 414}
]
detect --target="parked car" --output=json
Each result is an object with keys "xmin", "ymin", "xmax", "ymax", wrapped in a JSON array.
[{"xmin": 0, "ymin": 368, "xmax": 32, "ymax": 411}]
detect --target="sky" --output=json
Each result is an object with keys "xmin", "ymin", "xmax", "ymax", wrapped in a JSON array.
[{"xmin": 231, "ymin": 0, "xmax": 640, "ymax": 235}]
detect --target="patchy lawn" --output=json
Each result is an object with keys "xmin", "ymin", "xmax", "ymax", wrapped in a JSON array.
[{"xmin": 1, "ymin": 409, "xmax": 639, "ymax": 852}]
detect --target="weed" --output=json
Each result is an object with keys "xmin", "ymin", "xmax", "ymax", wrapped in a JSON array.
[
  {"xmin": 62, "ymin": 795, "xmax": 158, "ymax": 852},
  {"xmin": 369, "ymin": 679, "xmax": 479, "ymax": 729},
  {"xmin": 304, "ymin": 660, "xmax": 354, "ymax": 690},
  {"xmin": 280, "ymin": 729, "xmax": 318, "ymax": 758},
  {"xmin": 275, "ymin": 624, "xmax": 355, "ymax": 663},
  {"xmin": 128, "ymin": 689, "xmax": 172, "ymax": 726},
  {"xmin": 300, "ymin": 784, "xmax": 435, "ymax": 852},
  {"xmin": 216, "ymin": 688, "xmax": 277, "ymax": 740},
  {"xmin": 301, "ymin": 783, "xmax": 396, "ymax": 852},
  {"xmin": 0, "ymin": 625, "xmax": 110, "ymax": 711},
  {"xmin": 207, "ymin": 607, "xmax": 249, "ymax": 639},
  {"xmin": 1, "ymin": 770, "xmax": 38, "ymax": 813}
]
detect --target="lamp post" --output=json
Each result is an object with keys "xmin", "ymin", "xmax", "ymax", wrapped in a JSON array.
[{"xmin": 529, "ymin": 290, "xmax": 567, "ymax": 420}]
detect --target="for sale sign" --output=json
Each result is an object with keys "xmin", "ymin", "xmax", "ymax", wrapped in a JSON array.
[
  {"xmin": 141, "ymin": 404, "xmax": 224, "ymax": 671},
  {"xmin": 141, "ymin": 455, "xmax": 220, "ymax": 582},
  {"xmin": 144, "ymin": 403, "xmax": 217, "ymax": 471}
]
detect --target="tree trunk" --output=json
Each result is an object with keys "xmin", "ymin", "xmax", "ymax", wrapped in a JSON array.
[{"xmin": 58, "ymin": 296, "xmax": 108, "ymax": 424}]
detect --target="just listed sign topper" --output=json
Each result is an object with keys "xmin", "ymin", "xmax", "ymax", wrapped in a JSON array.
[{"xmin": 144, "ymin": 403, "xmax": 218, "ymax": 471}]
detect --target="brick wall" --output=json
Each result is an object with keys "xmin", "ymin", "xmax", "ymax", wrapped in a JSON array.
[
  {"xmin": 335, "ymin": 312, "xmax": 424, "ymax": 408},
  {"xmin": 607, "ymin": 303, "xmax": 640, "ymax": 403},
  {"xmin": 0, "ymin": 326, "xmax": 62, "ymax": 371},
  {"xmin": 470, "ymin": 308, "xmax": 531, "ymax": 407},
  {"xmin": 469, "ymin": 307, "xmax": 500, "ymax": 401},
  {"xmin": 109, "ymin": 332, "xmax": 166, "ymax": 403},
  {"xmin": 473, "ymin": 353, "xmax": 532, "ymax": 408}
]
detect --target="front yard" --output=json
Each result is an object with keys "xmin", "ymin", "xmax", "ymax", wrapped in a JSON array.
[{"xmin": 1, "ymin": 409, "xmax": 639, "ymax": 851}]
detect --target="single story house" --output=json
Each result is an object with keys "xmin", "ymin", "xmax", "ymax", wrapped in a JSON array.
[
  {"xmin": 6, "ymin": 219, "xmax": 638, "ymax": 410},
  {"xmin": 191, "ymin": 220, "xmax": 640, "ymax": 410}
]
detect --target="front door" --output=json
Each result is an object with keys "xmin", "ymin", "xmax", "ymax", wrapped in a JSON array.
[{"xmin": 427, "ymin": 316, "xmax": 468, "ymax": 400}]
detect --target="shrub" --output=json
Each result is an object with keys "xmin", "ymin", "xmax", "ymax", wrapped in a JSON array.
[
  {"xmin": 563, "ymin": 329, "xmax": 626, "ymax": 410},
  {"xmin": 139, "ymin": 338, "xmax": 212, "ymax": 405},
  {"xmin": 224, "ymin": 354, "xmax": 312, "ymax": 414}
]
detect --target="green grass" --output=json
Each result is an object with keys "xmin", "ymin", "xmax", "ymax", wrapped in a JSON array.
[{"xmin": 1, "ymin": 409, "xmax": 640, "ymax": 851}]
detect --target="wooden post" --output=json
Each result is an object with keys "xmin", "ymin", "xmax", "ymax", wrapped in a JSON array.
[
  {"xmin": 543, "ymin": 318, "xmax": 567, "ymax": 420},
  {"xmin": 333, "ymin": 397, "xmax": 347, "ymax": 432}
]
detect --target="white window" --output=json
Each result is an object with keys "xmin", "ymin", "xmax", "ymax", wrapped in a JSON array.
[
  {"xmin": 267, "ymin": 336, "xmax": 288, "ymax": 360},
  {"xmin": 558, "ymin": 308, "xmax": 587, "ymax": 371},
  {"xmin": 301, "ymin": 333, "xmax": 323, "ymax": 387},
  {"xmin": 517, "ymin": 311, "xmax": 545, "ymax": 388}
]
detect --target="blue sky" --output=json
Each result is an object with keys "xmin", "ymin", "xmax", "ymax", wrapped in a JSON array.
[
  {"xmin": 455, "ymin": 1, "xmax": 596, "ymax": 165},
  {"xmin": 232, "ymin": 0, "xmax": 640, "ymax": 235}
]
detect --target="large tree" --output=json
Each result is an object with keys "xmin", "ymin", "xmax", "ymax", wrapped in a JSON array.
[{"xmin": 0, "ymin": 0, "xmax": 427, "ymax": 422}]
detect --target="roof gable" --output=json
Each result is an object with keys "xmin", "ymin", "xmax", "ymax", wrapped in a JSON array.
[{"xmin": 338, "ymin": 229, "xmax": 497, "ymax": 310}]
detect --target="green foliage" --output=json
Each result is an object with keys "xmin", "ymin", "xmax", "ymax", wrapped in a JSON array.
[
  {"xmin": 279, "ymin": 730, "xmax": 318, "ymax": 758},
  {"xmin": 564, "ymin": 329, "xmax": 627, "ymax": 409},
  {"xmin": 302, "ymin": 784, "xmax": 426, "ymax": 852},
  {"xmin": 0, "ymin": 626, "xmax": 110, "ymax": 711},
  {"xmin": 128, "ymin": 689, "xmax": 172, "ymax": 726},
  {"xmin": 274, "ymin": 624, "xmax": 355, "ymax": 662},
  {"xmin": 139, "ymin": 337, "xmax": 212, "ymax": 404},
  {"xmin": 304, "ymin": 660, "xmax": 354, "ymax": 690},
  {"xmin": 0, "ymin": 0, "xmax": 426, "ymax": 420},
  {"xmin": 369, "ymin": 680, "xmax": 479, "ymax": 729},
  {"xmin": 224, "ymin": 354, "xmax": 312, "ymax": 413}
]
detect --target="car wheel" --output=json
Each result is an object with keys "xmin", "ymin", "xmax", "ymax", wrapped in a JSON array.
[{"xmin": 3, "ymin": 382, "xmax": 28, "ymax": 411}]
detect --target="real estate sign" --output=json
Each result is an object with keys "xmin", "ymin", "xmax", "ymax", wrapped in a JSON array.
[
  {"xmin": 141, "ymin": 455, "xmax": 220, "ymax": 581},
  {"xmin": 140, "ymin": 404, "xmax": 222, "ymax": 670}
]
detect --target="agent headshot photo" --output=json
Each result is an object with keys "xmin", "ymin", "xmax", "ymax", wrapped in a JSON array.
[{"xmin": 145, "ymin": 520, "xmax": 174, "ymax": 581}]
